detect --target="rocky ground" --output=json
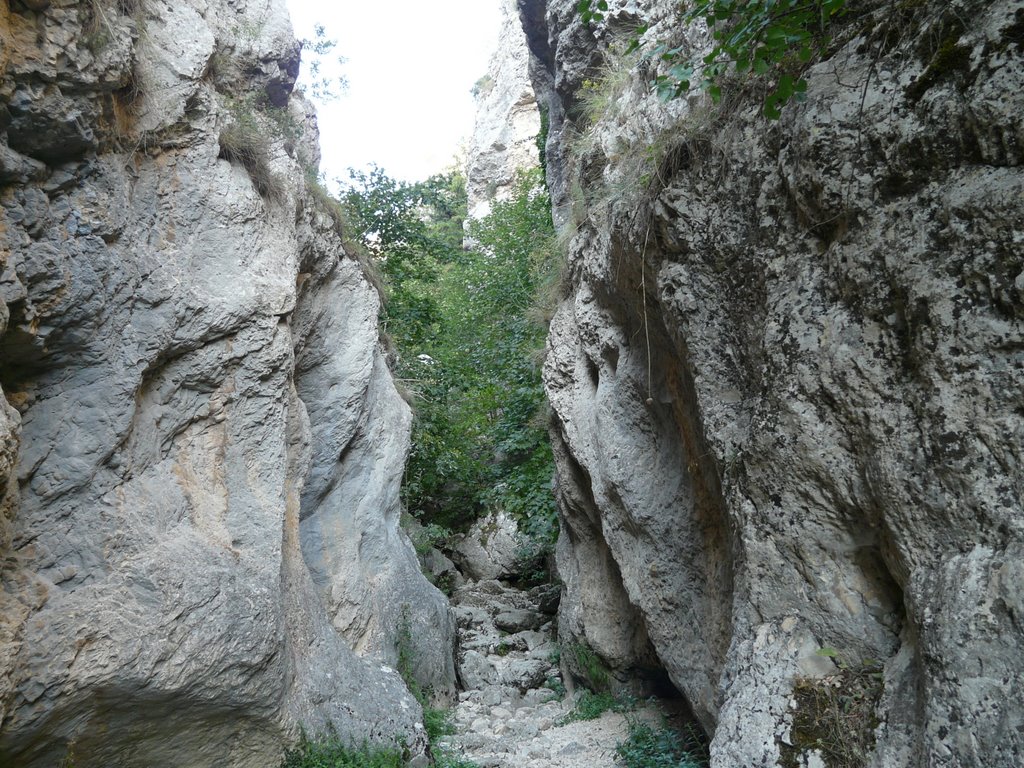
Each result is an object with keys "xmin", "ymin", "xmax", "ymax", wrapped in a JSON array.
[{"xmin": 438, "ymin": 577, "xmax": 680, "ymax": 768}]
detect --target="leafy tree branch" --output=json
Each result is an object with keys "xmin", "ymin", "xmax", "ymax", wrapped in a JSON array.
[{"xmin": 578, "ymin": 0, "xmax": 849, "ymax": 118}]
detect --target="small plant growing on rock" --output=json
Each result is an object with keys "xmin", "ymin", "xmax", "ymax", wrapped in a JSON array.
[
  {"xmin": 471, "ymin": 74, "xmax": 494, "ymax": 98},
  {"xmin": 395, "ymin": 605, "xmax": 469, "ymax": 765},
  {"xmin": 577, "ymin": 0, "xmax": 850, "ymax": 118},
  {"xmin": 83, "ymin": 0, "xmax": 140, "ymax": 52},
  {"xmin": 544, "ymin": 675, "xmax": 567, "ymax": 699},
  {"xmin": 779, "ymin": 650, "xmax": 885, "ymax": 768},
  {"xmin": 219, "ymin": 116, "xmax": 284, "ymax": 201},
  {"xmin": 433, "ymin": 753, "xmax": 482, "ymax": 768},
  {"xmin": 218, "ymin": 92, "xmax": 308, "ymax": 202},
  {"xmin": 568, "ymin": 641, "xmax": 611, "ymax": 691}
]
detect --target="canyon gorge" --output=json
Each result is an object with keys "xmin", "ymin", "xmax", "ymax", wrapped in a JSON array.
[{"xmin": 1, "ymin": 0, "xmax": 1022, "ymax": 766}]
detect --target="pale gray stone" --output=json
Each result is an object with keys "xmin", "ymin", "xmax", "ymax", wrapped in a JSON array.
[
  {"xmin": 453, "ymin": 509, "xmax": 523, "ymax": 582},
  {"xmin": 523, "ymin": 0, "xmax": 1024, "ymax": 766},
  {"xmin": 464, "ymin": 0, "xmax": 541, "ymax": 224},
  {"xmin": 494, "ymin": 608, "xmax": 546, "ymax": 633},
  {"xmin": 460, "ymin": 650, "xmax": 500, "ymax": 690},
  {"xmin": 0, "ymin": 0, "xmax": 451, "ymax": 765}
]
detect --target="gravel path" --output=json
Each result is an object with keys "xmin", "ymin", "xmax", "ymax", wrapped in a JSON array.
[{"xmin": 438, "ymin": 578, "xmax": 670, "ymax": 768}]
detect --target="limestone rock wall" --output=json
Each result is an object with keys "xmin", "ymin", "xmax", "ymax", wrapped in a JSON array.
[
  {"xmin": 465, "ymin": 0, "xmax": 541, "ymax": 221},
  {"xmin": 0, "ymin": 0, "xmax": 452, "ymax": 765},
  {"xmin": 520, "ymin": 0, "xmax": 1024, "ymax": 765}
]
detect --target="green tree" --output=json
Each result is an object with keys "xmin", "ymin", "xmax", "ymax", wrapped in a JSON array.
[
  {"xmin": 343, "ymin": 167, "xmax": 459, "ymax": 350},
  {"xmin": 343, "ymin": 166, "xmax": 558, "ymax": 552}
]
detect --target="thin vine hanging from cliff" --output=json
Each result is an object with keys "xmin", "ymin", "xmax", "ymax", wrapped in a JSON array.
[{"xmin": 578, "ymin": 0, "xmax": 849, "ymax": 118}]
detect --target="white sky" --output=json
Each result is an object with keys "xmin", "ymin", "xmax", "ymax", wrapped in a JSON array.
[{"xmin": 285, "ymin": 0, "xmax": 504, "ymax": 184}]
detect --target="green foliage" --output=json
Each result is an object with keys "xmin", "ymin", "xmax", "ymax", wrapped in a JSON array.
[
  {"xmin": 344, "ymin": 165, "xmax": 559, "ymax": 552},
  {"xmin": 578, "ymin": 0, "xmax": 848, "ymax": 118},
  {"xmin": 422, "ymin": 705, "xmax": 455, "ymax": 743},
  {"xmin": 451, "ymin": 171, "xmax": 559, "ymax": 539},
  {"xmin": 536, "ymin": 104, "xmax": 550, "ymax": 176},
  {"xmin": 299, "ymin": 24, "xmax": 348, "ymax": 101},
  {"xmin": 615, "ymin": 718, "xmax": 708, "ymax": 768},
  {"xmin": 577, "ymin": 0, "xmax": 609, "ymax": 24},
  {"xmin": 343, "ymin": 167, "xmax": 462, "ymax": 353},
  {"xmin": 544, "ymin": 675, "xmax": 567, "ymax": 699},
  {"xmin": 434, "ymin": 752, "xmax": 482, "ymax": 768},
  {"xmin": 568, "ymin": 642, "xmax": 611, "ymax": 692},
  {"xmin": 405, "ymin": 519, "xmax": 455, "ymax": 560},
  {"xmin": 280, "ymin": 734, "xmax": 404, "ymax": 768},
  {"xmin": 417, "ymin": 696, "xmax": 480, "ymax": 768},
  {"xmin": 471, "ymin": 74, "xmax": 495, "ymax": 98},
  {"xmin": 395, "ymin": 604, "xmax": 426, "ymax": 705}
]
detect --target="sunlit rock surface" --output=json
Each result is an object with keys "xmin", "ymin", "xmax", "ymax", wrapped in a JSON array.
[
  {"xmin": 0, "ymin": 1, "xmax": 452, "ymax": 765},
  {"xmin": 465, "ymin": 0, "xmax": 541, "ymax": 222},
  {"xmin": 521, "ymin": 0, "xmax": 1024, "ymax": 765}
]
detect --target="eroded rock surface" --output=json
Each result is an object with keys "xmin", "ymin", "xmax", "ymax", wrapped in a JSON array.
[
  {"xmin": 452, "ymin": 509, "xmax": 524, "ymax": 582},
  {"xmin": 465, "ymin": 0, "xmax": 541, "ymax": 222},
  {"xmin": 0, "ymin": 1, "xmax": 452, "ymax": 765},
  {"xmin": 520, "ymin": 0, "xmax": 1024, "ymax": 765}
]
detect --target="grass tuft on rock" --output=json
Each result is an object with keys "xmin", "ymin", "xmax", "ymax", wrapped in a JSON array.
[
  {"xmin": 779, "ymin": 657, "xmax": 884, "ymax": 768},
  {"xmin": 558, "ymin": 690, "xmax": 636, "ymax": 725},
  {"xmin": 219, "ymin": 119, "xmax": 285, "ymax": 202}
]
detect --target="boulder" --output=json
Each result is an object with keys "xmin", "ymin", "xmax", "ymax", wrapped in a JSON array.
[{"xmin": 454, "ymin": 509, "xmax": 523, "ymax": 582}]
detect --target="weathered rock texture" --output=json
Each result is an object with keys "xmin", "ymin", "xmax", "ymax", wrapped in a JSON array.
[
  {"xmin": 521, "ymin": 0, "xmax": 1024, "ymax": 765},
  {"xmin": 0, "ymin": 1, "xmax": 452, "ymax": 765},
  {"xmin": 453, "ymin": 508, "xmax": 523, "ymax": 582},
  {"xmin": 465, "ymin": 0, "xmax": 542, "ymax": 222}
]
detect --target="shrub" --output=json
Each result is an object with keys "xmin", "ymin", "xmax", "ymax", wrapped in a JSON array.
[
  {"xmin": 544, "ymin": 675, "xmax": 567, "ymax": 699},
  {"xmin": 280, "ymin": 734, "xmax": 403, "ymax": 768},
  {"xmin": 577, "ymin": 0, "xmax": 850, "ymax": 118},
  {"xmin": 342, "ymin": 167, "xmax": 559, "ymax": 555},
  {"xmin": 615, "ymin": 718, "xmax": 708, "ymax": 768},
  {"xmin": 422, "ymin": 705, "xmax": 455, "ymax": 744}
]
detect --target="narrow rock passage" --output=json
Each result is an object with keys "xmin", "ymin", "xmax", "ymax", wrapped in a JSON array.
[{"xmin": 439, "ymin": 578, "xmax": 673, "ymax": 768}]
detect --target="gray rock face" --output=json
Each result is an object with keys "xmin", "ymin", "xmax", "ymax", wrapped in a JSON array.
[
  {"xmin": 453, "ymin": 508, "xmax": 523, "ymax": 582},
  {"xmin": 465, "ymin": 0, "xmax": 541, "ymax": 222},
  {"xmin": 0, "ymin": 0, "xmax": 452, "ymax": 765},
  {"xmin": 521, "ymin": 0, "xmax": 1024, "ymax": 765}
]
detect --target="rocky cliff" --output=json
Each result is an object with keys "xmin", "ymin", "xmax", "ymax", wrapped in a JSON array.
[
  {"xmin": 520, "ymin": 0, "xmax": 1024, "ymax": 765},
  {"xmin": 0, "ymin": 1, "xmax": 453, "ymax": 765},
  {"xmin": 465, "ymin": 0, "xmax": 541, "ymax": 222}
]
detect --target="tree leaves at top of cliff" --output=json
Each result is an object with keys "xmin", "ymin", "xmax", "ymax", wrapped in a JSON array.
[
  {"xmin": 343, "ymin": 167, "xmax": 558, "ymax": 552},
  {"xmin": 343, "ymin": 167, "xmax": 465, "ymax": 350},
  {"xmin": 297, "ymin": 23, "xmax": 348, "ymax": 102},
  {"xmin": 577, "ymin": 0, "xmax": 848, "ymax": 118},
  {"xmin": 579, "ymin": 0, "xmax": 609, "ymax": 23}
]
